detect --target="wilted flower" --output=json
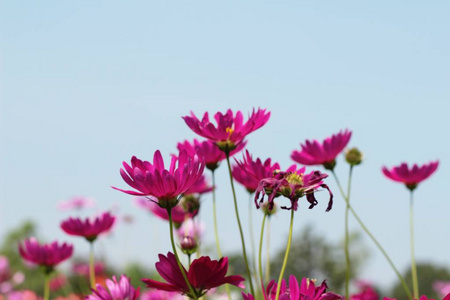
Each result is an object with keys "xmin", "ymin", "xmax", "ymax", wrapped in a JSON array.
[
  {"xmin": 114, "ymin": 150, "xmax": 205, "ymax": 209},
  {"xmin": 233, "ymin": 150, "xmax": 280, "ymax": 194},
  {"xmin": 60, "ymin": 212, "xmax": 116, "ymax": 242},
  {"xmin": 18, "ymin": 238, "xmax": 73, "ymax": 273},
  {"xmin": 178, "ymin": 139, "xmax": 246, "ymax": 171},
  {"xmin": 142, "ymin": 252, "xmax": 244, "ymax": 298},
  {"xmin": 255, "ymin": 165, "xmax": 333, "ymax": 212},
  {"xmin": 183, "ymin": 108, "xmax": 270, "ymax": 153},
  {"xmin": 382, "ymin": 161, "xmax": 439, "ymax": 191},
  {"xmin": 291, "ymin": 130, "xmax": 352, "ymax": 170},
  {"xmin": 86, "ymin": 275, "xmax": 140, "ymax": 300}
]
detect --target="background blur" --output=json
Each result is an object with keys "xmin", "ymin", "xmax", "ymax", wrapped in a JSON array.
[{"xmin": 1, "ymin": 0, "xmax": 449, "ymax": 296}]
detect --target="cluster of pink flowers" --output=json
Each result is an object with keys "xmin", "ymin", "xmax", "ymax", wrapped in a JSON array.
[{"xmin": 11, "ymin": 108, "xmax": 444, "ymax": 300}]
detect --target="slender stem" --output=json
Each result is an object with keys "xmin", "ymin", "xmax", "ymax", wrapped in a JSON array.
[
  {"xmin": 225, "ymin": 154, "xmax": 255, "ymax": 296},
  {"xmin": 410, "ymin": 191, "xmax": 419, "ymax": 299},
  {"xmin": 211, "ymin": 170, "xmax": 232, "ymax": 300},
  {"xmin": 344, "ymin": 166, "xmax": 354, "ymax": 300},
  {"xmin": 331, "ymin": 172, "xmax": 413, "ymax": 300},
  {"xmin": 248, "ymin": 193, "xmax": 258, "ymax": 295},
  {"xmin": 188, "ymin": 254, "xmax": 192, "ymax": 266},
  {"xmin": 275, "ymin": 208, "xmax": 295, "ymax": 300},
  {"xmin": 258, "ymin": 213, "xmax": 268, "ymax": 297},
  {"xmin": 211, "ymin": 170, "xmax": 223, "ymax": 257},
  {"xmin": 265, "ymin": 217, "xmax": 271, "ymax": 284},
  {"xmin": 89, "ymin": 242, "xmax": 96, "ymax": 289},
  {"xmin": 44, "ymin": 273, "xmax": 50, "ymax": 300},
  {"xmin": 168, "ymin": 208, "xmax": 198, "ymax": 300}
]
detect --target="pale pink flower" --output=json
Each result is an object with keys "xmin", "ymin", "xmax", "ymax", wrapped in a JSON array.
[
  {"xmin": 57, "ymin": 196, "xmax": 95, "ymax": 211},
  {"xmin": 86, "ymin": 275, "xmax": 140, "ymax": 300}
]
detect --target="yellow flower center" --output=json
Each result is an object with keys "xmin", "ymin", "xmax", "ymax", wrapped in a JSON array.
[
  {"xmin": 226, "ymin": 127, "xmax": 234, "ymax": 137},
  {"xmin": 286, "ymin": 173, "xmax": 303, "ymax": 185}
]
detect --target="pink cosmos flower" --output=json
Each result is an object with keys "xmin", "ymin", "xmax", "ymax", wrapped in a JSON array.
[
  {"xmin": 382, "ymin": 161, "xmax": 439, "ymax": 191},
  {"xmin": 6, "ymin": 290, "xmax": 40, "ymax": 300},
  {"xmin": 291, "ymin": 130, "xmax": 352, "ymax": 170},
  {"xmin": 57, "ymin": 196, "xmax": 95, "ymax": 211},
  {"xmin": 233, "ymin": 150, "xmax": 281, "ymax": 193},
  {"xmin": 434, "ymin": 281, "xmax": 450, "ymax": 298},
  {"xmin": 350, "ymin": 281, "xmax": 379, "ymax": 300},
  {"xmin": 72, "ymin": 262, "xmax": 105, "ymax": 277},
  {"xmin": 134, "ymin": 197, "xmax": 196, "ymax": 225},
  {"xmin": 114, "ymin": 150, "xmax": 205, "ymax": 209},
  {"xmin": 140, "ymin": 290, "xmax": 185, "ymax": 300},
  {"xmin": 242, "ymin": 276, "xmax": 343, "ymax": 300},
  {"xmin": 182, "ymin": 108, "xmax": 270, "ymax": 153},
  {"xmin": 142, "ymin": 252, "xmax": 245, "ymax": 298},
  {"xmin": 60, "ymin": 212, "xmax": 116, "ymax": 242},
  {"xmin": 18, "ymin": 238, "xmax": 73, "ymax": 272},
  {"xmin": 184, "ymin": 175, "xmax": 213, "ymax": 195},
  {"xmin": 384, "ymin": 295, "xmax": 450, "ymax": 300},
  {"xmin": 86, "ymin": 275, "xmax": 140, "ymax": 300},
  {"xmin": 178, "ymin": 139, "xmax": 246, "ymax": 171},
  {"xmin": 255, "ymin": 165, "xmax": 333, "ymax": 212}
]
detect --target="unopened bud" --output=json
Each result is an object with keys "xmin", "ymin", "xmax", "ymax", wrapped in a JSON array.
[
  {"xmin": 345, "ymin": 148, "xmax": 363, "ymax": 166},
  {"xmin": 262, "ymin": 202, "xmax": 277, "ymax": 216},
  {"xmin": 180, "ymin": 236, "xmax": 197, "ymax": 255},
  {"xmin": 180, "ymin": 195, "xmax": 200, "ymax": 214}
]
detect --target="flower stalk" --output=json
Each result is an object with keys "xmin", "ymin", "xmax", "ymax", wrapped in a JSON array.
[
  {"xmin": 89, "ymin": 242, "xmax": 96, "ymax": 289},
  {"xmin": 275, "ymin": 208, "xmax": 295, "ymax": 300},
  {"xmin": 225, "ymin": 154, "xmax": 255, "ymax": 296},
  {"xmin": 410, "ymin": 191, "xmax": 419, "ymax": 299},
  {"xmin": 44, "ymin": 273, "xmax": 50, "ymax": 300},
  {"xmin": 258, "ymin": 213, "xmax": 268, "ymax": 297}
]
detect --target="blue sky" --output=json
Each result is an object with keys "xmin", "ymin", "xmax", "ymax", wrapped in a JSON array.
[{"xmin": 1, "ymin": 0, "xmax": 449, "ymax": 292}]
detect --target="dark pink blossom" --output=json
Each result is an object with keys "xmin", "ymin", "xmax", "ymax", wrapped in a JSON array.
[
  {"xmin": 350, "ymin": 281, "xmax": 379, "ymax": 300},
  {"xmin": 142, "ymin": 252, "xmax": 244, "ymax": 298},
  {"xmin": 382, "ymin": 161, "xmax": 439, "ymax": 191},
  {"xmin": 18, "ymin": 238, "xmax": 73, "ymax": 272},
  {"xmin": 384, "ymin": 295, "xmax": 450, "ymax": 300},
  {"xmin": 291, "ymin": 130, "xmax": 352, "ymax": 170},
  {"xmin": 233, "ymin": 150, "xmax": 280, "ymax": 193},
  {"xmin": 114, "ymin": 150, "xmax": 205, "ymax": 208},
  {"xmin": 86, "ymin": 275, "xmax": 140, "ymax": 300},
  {"xmin": 60, "ymin": 212, "xmax": 116, "ymax": 242},
  {"xmin": 182, "ymin": 108, "xmax": 270, "ymax": 153},
  {"xmin": 255, "ymin": 165, "xmax": 333, "ymax": 212},
  {"xmin": 184, "ymin": 175, "xmax": 213, "ymax": 195},
  {"xmin": 134, "ymin": 197, "xmax": 196, "ymax": 225},
  {"xmin": 177, "ymin": 139, "xmax": 246, "ymax": 171}
]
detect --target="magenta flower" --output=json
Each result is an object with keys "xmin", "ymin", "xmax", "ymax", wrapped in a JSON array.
[
  {"xmin": 382, "ymin": 161, "xmax": 439, "ymax": 191},
  {"xmin": 182, "ymin": 108, "xmax": 270, "ymax": 153},
  {"xmin": 255, "ymin": 165, "xmax": 333, "ymax": 212},
  {"xmin": 291, "ymin": 130, "xmax": 352, "ymax": 170},
  {"xmin": 57, "ymin": 196, "xmax": 95, "ymax": 211},
  {"xmin": 72, "ymin": 261, "xmax": 105, "ymax": 277},
  {"xmin": 243, "ymin": 276, "xmax": 342, "ymax": 300},
  {"xmin": 184, "ymin": 175, "xmax": 213, "ymax": 195},
  {"xmin": 142, "ymin": 252, "xmax": 244, "ymax": 298},
  {"xmin": 18, "ymin": 238, "xmax": 73, "ymax": 273},
  {"xmin": 178, "ymin": 139, "xmax": 246, "ymax": 171},
  {"xmin": 134, "ymin": 197, "xmax": 196, "ymax": 225},
  {"xmin": 114, "ymin": 150, "xmax": 205, "ymax": 209},
  {"xmin": 60, "ymin": 212, "xmax": 116, "ymax": 242},
  {"xmin": 233, "ymin": 150, "xmax": 281, "ymax": 193},
  {"xmin": 384, "ymin": 295, "xmax": 450, "ymax": 300},
  {"xmin": 350, "ymin": 281, "xmax": 379, "ymax": 300},
  {"xmin": 86, "ymin": 275, "xmax": 140, "ymax": 300}
]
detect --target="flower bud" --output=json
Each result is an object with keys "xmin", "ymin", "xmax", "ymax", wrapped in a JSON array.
[
  {"xmin": 262, "ymin": 201, "xmax": 277, "ymax": 216},
  {"xmin": 180, "ymin": 195, "xmax": 200, "ymax": 214},
  {"xmin": 345, "ymin": 147, "xmax": 363, "ymax": 166},
  {"xmin": 180, "ymin": 236, "xmax": 197, "ymax": 255}
]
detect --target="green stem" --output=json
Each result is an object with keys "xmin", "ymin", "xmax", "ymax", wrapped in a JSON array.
[
  {"xmin": 275, "ymin": 208, "xmax": 295, "ymax": 300},
  {"xmin": 258, "ymin": 213, "xmax": 268, "ymax": 297},
  {"xmin": 168, "ymin": 208, "xmax": 198, "ymax": 300},
  {"xmin": 344, "ymin": 166, "xmax": 353, "ymax": 300},
  {"xmin": 188, "ymin": 254, "xmax": 192, "ymax": 266},
  {"xmin": 44, "ymin": 273, "xmax": 50, "ymax": 300},
  {"xmin": 211, "ymin": 170, "xmax": 232, "ymax": 300},
  {"xmin": 225, "ymin": 154, "xmax": 255, "ymax": 296},
  {"xmin": 331, "ymin": 172, "xmax": 413, "ymax": 300},
  {"xmin": 248, "ymin": 193, "xmax": 259, "ymax": 296},
  {"xmin": 265, "ymin": 217, "xmax": 271, "ymax": 284},
  {"xmin": 410, "ymin": 191, "xmax": 419, "ymax": 299},
  {"xmin": 89, "ymin": 242, "xmax": 96, "ymax": 289},
  {"xmin": 211, "ymin": 170, "xmax": 223, "ymax": 258}
]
